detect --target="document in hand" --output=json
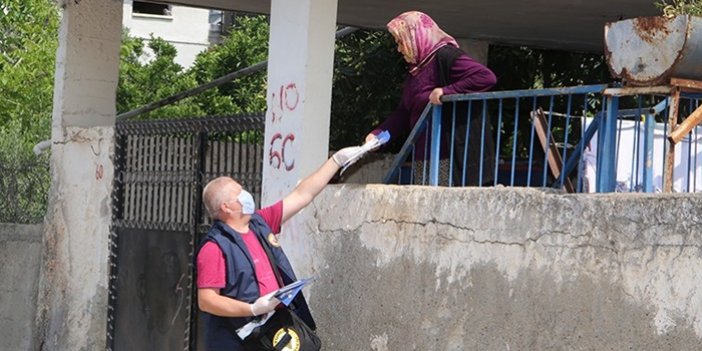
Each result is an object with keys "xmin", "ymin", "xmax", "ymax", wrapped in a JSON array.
[
  {"xmin": 236, "ymin": 277, "xmax": 318, "ymax": 339},
  {"xmin": 273, "ymin": 276, "xmax": 317, "ymax": 306},
  {"xmin": 340, "ymin": 130, "xmax": 391, "ymax": 174}
]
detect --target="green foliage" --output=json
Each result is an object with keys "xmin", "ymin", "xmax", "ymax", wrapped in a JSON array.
[
  {"xmin": 488, "ymin": 45, "xmax": 610, "ymax": 90},
  {"xmin": 117, "ymin": 15, "xmax": 270, "ymax": 119},
  {"xmin": 189, "ymin": 15, "xmax": 269, "ymax": 115},
  {"xmin": 0, "ymin": 0, "xmax": 59, "ymax": 143},
  {"xmin": 330, "ymin": 30, "xmax": 406, "ymax": 150},
  {"xmin": 655, "ymin": 0, "xmax": 702, "ymax": 17},
  {"xmin": 0, "ymin": 0, "xmax": 57, "ymax": 223},
  {"xmin": 0, "ymin": 120, "xmax": 50, "ymax": 223},
  {"xmin": 117, "ymin": 32, "xmax": 203, "ymax": 119},
  {"xmin": 487, "ymin": 45, "xmax": 610, "ymax": 160}
]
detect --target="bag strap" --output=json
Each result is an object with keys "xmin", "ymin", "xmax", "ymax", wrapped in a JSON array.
[
  {"xmin": 436, "ymin": 45, "xmax": 463, "ymax": 86},
  {"xmin": 254, "ymin": 232, "xmax": 285, "ymax": 289},
  {"xmin": 254, "ymin": 233, "xmax": 297, "ymax": 350}
]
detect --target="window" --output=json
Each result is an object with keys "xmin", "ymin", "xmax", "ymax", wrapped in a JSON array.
[{"xmin": 132, "ymin": 1, "xmax": 171, "ymax": 16}]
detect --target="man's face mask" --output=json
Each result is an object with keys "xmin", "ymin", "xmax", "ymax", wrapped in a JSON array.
[{"xmin": 237, "ymin": 190, "xmax": 255, "ymax": 215}]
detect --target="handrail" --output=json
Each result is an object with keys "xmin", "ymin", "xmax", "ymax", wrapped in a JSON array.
[
  {"xmin": 383, "ymin": 84, "xmax": 609, "ymax": 187},
  {"xmin": 442, "ymin": 84, "xmax": 607, "ymax": 102},
  {"xmin": 382, "ymin": 104, "xmax": 432, "ymax": 184}
]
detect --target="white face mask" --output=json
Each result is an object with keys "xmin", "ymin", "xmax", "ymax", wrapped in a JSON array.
[{"xmin": 237, "ymin": 190, "xmax": 255, "ymax": 215}]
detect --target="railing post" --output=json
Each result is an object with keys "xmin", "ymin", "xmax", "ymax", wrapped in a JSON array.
[
  {"xmin": 664, "ymin": 87, "xmax": 681, "ymax": 193},
  {"xmin": 429, "ymin": 105, "xmax": 442, "ymax": 186},
  {"xmin": 597, "ymin": 96, "xmax": 619, "ymax": 192},
  {"xmin": 643, "ymin": 112, "xmax": 655, "ymax": 192}
]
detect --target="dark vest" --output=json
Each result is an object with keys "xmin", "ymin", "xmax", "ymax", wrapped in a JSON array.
[{"xmin": 199, "ymin": 215, "xmax": 316, "ymax": 350}]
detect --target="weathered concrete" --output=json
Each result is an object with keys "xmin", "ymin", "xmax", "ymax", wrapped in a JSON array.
[
  {"xmin": 33, "ymin": 0, "xmax": 122, "ymax": 350},
  {"xmin": 282, "ymin": 185, "xmax": 702, "ymax": 350},
  {"xmin": 262, "ymin": 0, "xmax": 338, "ymax": 204},
  {"xmin": 337, "ymin": 152, "xmax": 395, "ymax": 185},
  {"xmin": 0, "ymin": 224, "xmax": 43, "ymax": 351}
]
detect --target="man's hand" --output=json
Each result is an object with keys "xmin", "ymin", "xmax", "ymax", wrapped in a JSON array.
[
  {"xmin": 429, "ymin": 87, "xmax": 444, "ymax": 105},
  {"xmin": 250, "ymin": 291, "xmax": 280, "ymax": 316},
  {"xmin": 332, "ymin": 146, "xmax": 364, "ymax": 167}
]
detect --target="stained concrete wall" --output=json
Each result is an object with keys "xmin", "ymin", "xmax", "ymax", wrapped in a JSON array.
[
  {"xmin": 0, "ymin": 224, "xmax": 43, "ymax": 351},
  {"xmin": 34, "ymin": 1, "xmax": 122, "ymax": 349},
  {"xmin": 281, "ymin": 185, "xmax": 702, "ymax": 350}
]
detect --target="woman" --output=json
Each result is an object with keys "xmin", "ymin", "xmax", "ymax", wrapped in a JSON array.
[{"xmin": 366, "ymin": 11, "xmax": 497, "ymax": 186}]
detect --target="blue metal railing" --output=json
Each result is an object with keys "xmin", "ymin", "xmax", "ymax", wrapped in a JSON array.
[
  {"xmin": 597, "ymin": 91, "xmax": 702, "ymax": 193},
  {"xmin": 383, "ymin": 85, "xmax": 608, "ymax": 191},
  {"xmin": 382, "ymin": 84, "xmax": 702, "ymax": 193}
]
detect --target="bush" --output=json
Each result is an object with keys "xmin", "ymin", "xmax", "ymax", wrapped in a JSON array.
[{"xmin": 655, "ymin": 0, "xmax": 702, "ymax": 17}]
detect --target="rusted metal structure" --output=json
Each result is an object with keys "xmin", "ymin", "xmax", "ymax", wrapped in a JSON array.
[
  {"xmin": 605, "ymin": 15, "xmax": 702, "ymax": 86},
  {"xmin": 603, "ymin": 79, "xmax": 702, "ymax": 192},
  {"xmin": 604, "ymin": 16, "xmax": 702, "ymax": 192}
]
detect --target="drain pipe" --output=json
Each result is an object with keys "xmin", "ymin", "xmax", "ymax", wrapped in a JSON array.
[{"xmin": 33, "ymin": 140, "xmax": 52, "ymax": 156}]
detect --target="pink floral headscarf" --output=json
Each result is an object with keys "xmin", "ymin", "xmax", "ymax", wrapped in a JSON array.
[{"xmin": 387, "ymin": 11, "xmax": 458, "ymax": 75}]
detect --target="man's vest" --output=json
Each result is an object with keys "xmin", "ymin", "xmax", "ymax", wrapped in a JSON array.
[{"xmin": 199, "ymin": 214, "xmax": 316, "ymax": 350}]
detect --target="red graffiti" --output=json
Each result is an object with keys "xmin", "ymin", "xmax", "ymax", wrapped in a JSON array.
[
  {"xmin": 284, "ymin": 83, "xmax": 299, "ymax": 111},
  {"xmin": 268, "ymin": 132, "xmax": 296, "ymax": 171},
  {"xmin": 95, "ymin": 164, "xmax": 104, "ymax": 180},
  {"xmin": 269, "ymin": 133, "xmax": 283, "ymax": 169},
  {"xmin": 269, "ymin": 83, "xmax": 299, "ymax": 123},
  {"xmin": 282, "ymin": 134, "xmax": 295, "ymax": 171}
]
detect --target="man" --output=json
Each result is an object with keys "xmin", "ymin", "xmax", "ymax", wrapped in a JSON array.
[{"xmin": 197, "ymin": 146, "xmax": 366, "ymax": 350}]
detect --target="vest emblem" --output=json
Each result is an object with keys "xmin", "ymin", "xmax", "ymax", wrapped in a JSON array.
[{"xmin": 268, "ymin": 233, "xmax": 281, "ymax": 247}]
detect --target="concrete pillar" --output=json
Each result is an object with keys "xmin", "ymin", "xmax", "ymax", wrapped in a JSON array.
[
  {"xmin": 261, "ymin": 0, "xmax": 338, "ymax": 205},
  {"xmin": 456, "ymin": 38, "xmax": 489, "ymax": 65},
  {"xmin": 33, "ymin": 0, "xmax": 122, "ymax": 349}
]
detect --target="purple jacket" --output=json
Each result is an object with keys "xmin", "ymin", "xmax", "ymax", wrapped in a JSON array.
[{"xmin": 370, "ymin": 54, "xmax": 497, "ymax": 159}]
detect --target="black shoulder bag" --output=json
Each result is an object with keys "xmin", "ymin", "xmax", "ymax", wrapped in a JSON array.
[{"xmin": 240, "ymin": 234, "xmax": 322, "ymax": 351}]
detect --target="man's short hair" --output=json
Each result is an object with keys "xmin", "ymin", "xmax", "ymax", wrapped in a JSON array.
[{"xmin": 202, "ymin": 177, "xmax": 238, "ymax": 219}]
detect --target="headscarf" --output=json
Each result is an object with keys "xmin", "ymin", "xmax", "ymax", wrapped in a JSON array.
[{"xmin": 387, "ymin": 11, "xmax": 459, "ymax": 75}]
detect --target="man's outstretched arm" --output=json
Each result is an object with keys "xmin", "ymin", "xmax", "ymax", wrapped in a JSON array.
[
  {"xmin": 281, "ymin": 147, "xmax": 363, "ymax": 223},
  {"xmin": 281, "ymin": 158, "xmax": 339, "ymax": 224}
]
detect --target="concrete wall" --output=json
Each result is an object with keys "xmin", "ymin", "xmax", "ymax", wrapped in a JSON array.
[
  {"xmin": 6, "ymin": 183, "xmax": 702, "ymax": 349},
  {"xmin": 0, "ymin": 224, "xmax": 43, "ymax": 351},
  {"xmin": 337, "ymin": 152, "xmax": 395, "ymax": 185},
  {"xmin": 282, "ymin": 185, "xmax": 702, "ymax": 350}
]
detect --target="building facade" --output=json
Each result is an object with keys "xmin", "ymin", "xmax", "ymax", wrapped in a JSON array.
[{"xmin": 121, "ymin": 0, "xmax": 219, "ymax": 68}]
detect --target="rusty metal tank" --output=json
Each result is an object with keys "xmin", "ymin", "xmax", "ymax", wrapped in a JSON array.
[{"xmin": 605, "ymin": 15, "xmax": 702, "ymax": 86}]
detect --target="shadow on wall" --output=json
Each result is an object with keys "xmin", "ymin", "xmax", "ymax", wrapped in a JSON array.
[
  {"xmin": 300, "ymin": 185, "xmax": 702, "ymax": 350},
  {"xmin": 333, "ymin": 152, "xmax": 395, "ymax": 184},
  {"xmin": 0, "ymin": 224, "xmax": 43, "ymax": 351}
]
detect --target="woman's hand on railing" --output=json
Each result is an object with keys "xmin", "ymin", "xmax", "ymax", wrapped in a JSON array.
[
  {"xmin": 365, "ymin": 133, "xmax": 377, "ymax": 143},
  {"xmin": 429, "ymin": 87, "xmax": 444, "ymax": 105}
]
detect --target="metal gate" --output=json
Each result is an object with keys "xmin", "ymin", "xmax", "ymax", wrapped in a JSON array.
[{"xmin": 107, "ymin": 115, "xmax": 265, "ymax": 350}]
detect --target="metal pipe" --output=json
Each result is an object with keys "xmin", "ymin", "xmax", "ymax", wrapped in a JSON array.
[
  {"xmin": 668, "ymin": 104, "xmax": 702, "ymax": 144},
  {"xmin": 116, "ymin": 26, "xmax": 358, "ymax": 121}
]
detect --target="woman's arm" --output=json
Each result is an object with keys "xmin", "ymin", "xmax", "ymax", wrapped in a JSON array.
[{"xmin": 366, "ymin": 98, "xmax": 410, "ymax": 142}]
